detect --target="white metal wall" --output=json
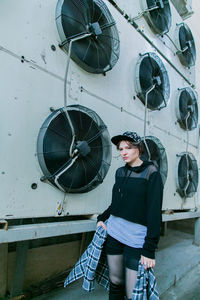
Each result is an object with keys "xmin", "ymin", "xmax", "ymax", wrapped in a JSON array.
[{"xmin": 0, "ymin": 0, "xmax": 199, "ymax": 219}]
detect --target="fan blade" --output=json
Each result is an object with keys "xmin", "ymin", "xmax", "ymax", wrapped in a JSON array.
[
  {"xmin": 155, "ymin": 86, "xmax": 165, "ymax": 105},
  {"xmin": 65, "ymin": 0, "xmax": 88, "ymax": 26},
  {"xmin": 147, "ymin": 89, "xmax": 161, "ymax": 108},
  {"xmin": 179, "ymin": 25, "xmax": 187, "ymax": 49},
  {"xmin": 178, "ymin": 155, "xmax": 188, "ymax": 175},
  {"xmin": 147, "ymin": 0, "xmax": 171, "ymax": 34},
  {"xmin": 186, "ymin": 180, "xmax": 197, "ymax": 195},
  {"xmin": 182, "ymin": 177, "xmax": 190, "ymax": 196},
  {"xmin": 87, "ymin": 126, "xmax": 107, "ymax": 144},
  {"xmin": 188, "ymin": 39, "xmax": 196, "ymax": 66},
  {"xmin": 190, "ymin": 112, "xmax": 198, "ymax": 129}
]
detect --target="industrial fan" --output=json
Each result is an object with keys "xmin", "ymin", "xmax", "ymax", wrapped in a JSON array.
[
  {"xmin": 176, "ymin": 152, "xmax": 198, "ymax": 198},
  {"xmin": 141, "ymin": 136, "xmax": 168, "ymax": 184},
  {"xmin": 37, "ymin": 105, "xmax": 111, "ymax": 193},
  {"xmin": 135, "ymin": 52, "xmax": 170, "ymax": 110},
  {"xmin": 176, "ymin": 23, "xmax": 196, "ymax": 67},
  {"xmin": 177, "ymin": 87, "xmax": 198, "ymax": 131},
  {"xmin": 141, "ymin": 0, "xmax": 172, "ymax": 34},
  {"xmin": 55, "ymin": 0, "xmax": 120, "ymax": 73}
]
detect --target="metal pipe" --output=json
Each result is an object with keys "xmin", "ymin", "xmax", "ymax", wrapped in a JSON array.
[
  {"xmin": 54, "ymin": 154, "xmax": 79, "ymax": 192},
  {"xmin": 63, "ymin": 33, "xmax": 92, "ymax": 157},
  {"xmin": 185, "ymin": 112, "xmax": 190, "ymax": 153},
  {"xmin": 143, "ymin": 85, "xmax": 155, "ymax": 160}
]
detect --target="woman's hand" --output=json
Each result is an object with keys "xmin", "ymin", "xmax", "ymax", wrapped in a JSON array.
[
  {"xmin": 97, "ymin": 221, "xmax": 107, "ymax": 230},
  {"xmin": 141, "ymin": 255, "xmax": 155, "ymax": 270}
]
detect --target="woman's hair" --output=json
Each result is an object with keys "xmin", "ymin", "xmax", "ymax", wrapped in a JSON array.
[{"xmin": 116, "ymin": 140, "xmax": 144, "ymax": 156}]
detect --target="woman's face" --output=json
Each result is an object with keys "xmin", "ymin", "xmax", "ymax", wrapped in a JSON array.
[{"xmin": 118, "ymin": 140, "xmax": 140, "ymax": 166}]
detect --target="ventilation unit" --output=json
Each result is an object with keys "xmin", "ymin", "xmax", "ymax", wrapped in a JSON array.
[
  {"xmin": 135, "ymin": 52, "xmax": 170, "ymax": 110},
  {"xmin": 37, "ymin": 105, "xmax": 111, "ymax": 193},
  {"xmin": 141, "ymin": 136, "xmax": 168, "ymax": 185},
  {"xmin": 55, "ymin": 0, "xmax": 120, "ymax": 74},
  {"xmin": 171, "ymin": 0, "xmax": 193, "ymax": 19},
  {"xmin": 176, "ymin": 23, "xmax": 196, "ymax": 67},
  {"xmin": 176, "ymin": 152, "xmax": 198, "ymax": 198},
  {"xmin": 177, "ymin": 87, "xmax": 198, "ymax": 131},
  {"xmin": 141, "ymin": 0, "xmax": 172, "ymax": 34}
]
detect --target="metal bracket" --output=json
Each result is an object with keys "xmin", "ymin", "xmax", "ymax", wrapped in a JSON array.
[{"xmin": 0, "ymin": 219, "xmax": 8, "ymax": 231}]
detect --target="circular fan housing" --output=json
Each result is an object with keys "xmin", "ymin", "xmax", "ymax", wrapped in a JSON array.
[
  {"xmin": 37, "ymin": 105, "xmax": 111, "ymax": 193},
  {"xmin": 55, "ymin": 0, "xmax": 120, "ymax": 73},
  {"xmin": 135, "ymin": 52, "xmax": 170, "ymax": 110},
  {"xmin": 176, "ymin": 152, "xmax": 198, "ymax": 198},
  {"xmin": 177, "ymin": 87, "xmax": 198, "ymax": 131},
  {"xmin": 141, "ymin": 0, "xmax": 172, "ymax": 34},
  {"xmin": 176, "ymin": 23, "xmax": 196, "ymax": 67},
  {"xmin": 140, "ymin": 136, "xmax": 168, "ymax": 185}
]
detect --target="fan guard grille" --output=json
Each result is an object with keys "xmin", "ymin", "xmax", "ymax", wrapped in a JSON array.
[
  {"xmin": 140, "ymin": 136, "xmax": 168, "ymax": 185},
  {"xmin": 37, "ymin": 105, "xmax": 111, "ymax": 193},
  {"xmin": 135, "ymin": 52, "xmax": 170, "ymax": 110},
  {"xmin": 177, "ymin": 87, "xmax": 198, "ymax": 131},
  {"xmin": 176, "ymin": 152, "xmax": 198, "ymax": 198},
  {"xmin": 55, "ymin": 0, "xmax": 120, "ymax": 74},
  {"xmin": 141, "ymin": 0, "xmax": 172, "ymax": 34},
  {"xmin": 176, "ymin": 23, "xmax": 196, "ymax": 67}
]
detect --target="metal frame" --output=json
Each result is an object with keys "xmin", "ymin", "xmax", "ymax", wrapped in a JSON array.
[
  {"xmin": 1, "ymin": 212, "xmax": 200, "ymax": 244},
  {"xmin": 0, "ymin": 219, "xmax": 97, "ymax": 244},
  {"xmin": 163, "ymin": 211, "xmax": 200, "ymax": 246},
  {"xmin": 162, "ymin": 210, "xmax": 200, "ymax": 222}
]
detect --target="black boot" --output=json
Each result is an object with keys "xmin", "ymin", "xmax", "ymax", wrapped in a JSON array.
[{"xmin": 109, "ymin": 281, "xmax": 125, "ymax": 300}]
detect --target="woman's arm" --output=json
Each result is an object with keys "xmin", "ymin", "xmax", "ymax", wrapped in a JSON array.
[
  {"xmin": 141, "ymin": 171, "xmax": 163, "ymax": 260},
  {"xmin": 97, "ymin": 204, "xmax": 111, "ymax": 223},
  {"xmin": 96, "ymin": 205, "xmax": 112, "ymax": 229}
]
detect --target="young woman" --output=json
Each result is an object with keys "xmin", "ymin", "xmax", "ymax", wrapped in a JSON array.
[{"xmin": 97, "ymin": 131, "xmax": 163, "ymax": 300}]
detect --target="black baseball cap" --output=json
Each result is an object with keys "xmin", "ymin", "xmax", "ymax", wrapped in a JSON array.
[{"xmin": 111, "ymin": 131, "xmax": 142, "ymax": 145}]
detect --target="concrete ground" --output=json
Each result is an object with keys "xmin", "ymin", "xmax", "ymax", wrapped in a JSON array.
[
  {"xmin": 161, "ymin": 263, "xmax": 200, "ymax": 300},
  {"xmin": 32, "ymin": 227, "xmax": 200, "ymax": 300}
]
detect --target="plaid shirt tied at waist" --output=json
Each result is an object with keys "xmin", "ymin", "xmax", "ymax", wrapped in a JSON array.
[{"xmin": 64, "ymin": 224, "xmax": 159, "ymax": 300}]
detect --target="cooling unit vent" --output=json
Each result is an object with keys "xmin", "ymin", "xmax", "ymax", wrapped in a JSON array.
[
  {"xmin": 141, "ymin": 0, "xmax": 172, "ymax": 34},
  {"xmin": 176, "ymin": 23, "xmax": 196, "ymax": 67},
  {"xmin": 55, "ymin": 0, "xmax": 120, "ymax": 74},
  {"xmin": 177, "ymin": 87, "xmax": 198, "ymax": 131},
  {"xmin": 37, "ymin": 105, "xmax": 111, "ymax": 193},
  {"xmin": 135, "ymin": 52, "xmax": 170, "ymax": 110},
  {"xmin": 176, "ymin": 152, "xmax": 198, "ymax": 198},
  {"xmin": 141, "ymin": 136, "xmax": 168, "ymax": 185},
  {"xmin": 171, "ymin": 0, "xmax": 193, "ymax": 20}
]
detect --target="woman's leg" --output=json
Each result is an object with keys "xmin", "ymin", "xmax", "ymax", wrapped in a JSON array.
[
  {"xmin": 125, "ymin": 267, "xmax": 137, "ymax": 300},
  {"xmin": 107, "ymin": 254, "xmax": 125, "ymax": 285},
  {"xmin": 124, "ymin": 247, "xmax": 139, "ymax": 300},
  {"xmin": 107, "ymin": 254, "xmax": 125, "ymax": 300}
]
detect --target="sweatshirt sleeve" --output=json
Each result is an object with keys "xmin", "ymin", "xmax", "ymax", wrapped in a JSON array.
[
  {"xmin": 142, "ymin": 171, "xmax": 163, "ymax": 259},
  {"xmin": 97, "ymin": 205, "xmax": 111, "ymax": 223},
  {"xmin": 97, "ymin": 169, "xmax": 119, "ymax": 223}
]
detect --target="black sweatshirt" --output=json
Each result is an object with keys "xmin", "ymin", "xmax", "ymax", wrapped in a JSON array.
[{"xmin": 97, "ymin": 161, "xmax": 163, "ymax": 259}]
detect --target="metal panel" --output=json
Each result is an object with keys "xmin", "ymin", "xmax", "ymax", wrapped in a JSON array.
[
  {"xmin": 0, "ymin": 0, "xmax": 199, "ymax": 224},
  {"xmin": 0, "ymin": 220, "xmax": 96, "ymax": 243}
]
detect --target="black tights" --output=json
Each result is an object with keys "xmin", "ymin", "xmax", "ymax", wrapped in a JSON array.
[{"xmin": 107, "ymin": 254, "xmax": 138, "ymax": 299}]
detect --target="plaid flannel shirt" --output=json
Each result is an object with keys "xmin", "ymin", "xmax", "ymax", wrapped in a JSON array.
[
  {"xmin": 132, "ymin": 262, "xmax": 159, "ymax": 300},
  {"xmin": 64, "ymin": 224, "xmax": 110, "ymax": 291},
  {"xmin": 64, "ymin": 224, "xmax": 159, "ymax": 300}
]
